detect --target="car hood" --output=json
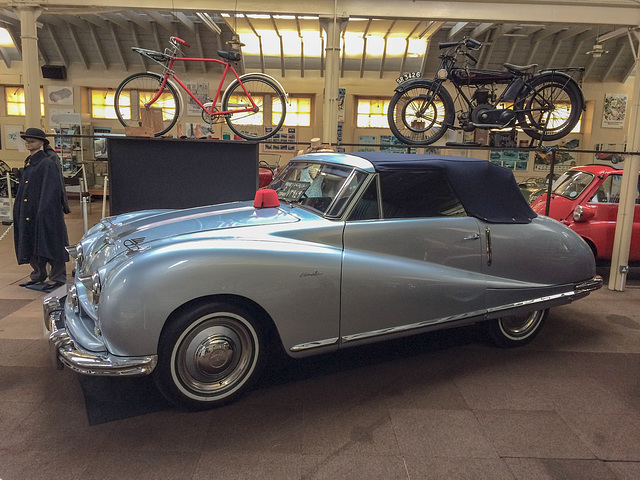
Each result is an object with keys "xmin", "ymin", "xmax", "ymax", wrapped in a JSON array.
[
  {"xmin": 81, "ymin": 201, "xmax": 301, "ymax": 270},
  {"xmin": 530, "ymin": 194, "xmax": 576, "ymax": 222}
]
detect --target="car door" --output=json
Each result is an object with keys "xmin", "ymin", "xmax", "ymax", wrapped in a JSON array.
[
  {"xmin": 340, "ymin": 171, "xmax": 486, "ymax": 344},
  {"xmin": 583, "ymin": 173, "xmax": 640, "ymax": 261}
]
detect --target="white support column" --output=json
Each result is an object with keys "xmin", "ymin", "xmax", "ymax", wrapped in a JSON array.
[
  {"xmin": 17, "ymin": 5, "xmax": 43, "ymax": 129},
  {"xmin": 320, "ymin": 16, "xmax": 346, "ymax": 146},
  {"xmin": 608, "ymin": 29, "xmax": 640, "ymax": 291}
]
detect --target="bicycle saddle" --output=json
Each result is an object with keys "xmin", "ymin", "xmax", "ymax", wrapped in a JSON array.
[
  {"xmin": 503, "ymin": 63, "xmax": 538, "ymax": 73},
  {"xmin": 217, "ymin": 50, "xmax": 242, "ymax": 62}
]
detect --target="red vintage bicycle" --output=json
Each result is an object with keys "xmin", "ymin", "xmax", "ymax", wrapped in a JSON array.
[{"xmin": 114, "ymin": 36, "xmax": 287, "ymax": 140}]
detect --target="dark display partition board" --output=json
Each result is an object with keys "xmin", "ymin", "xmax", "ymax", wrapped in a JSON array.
[{"xmin": 107, "ymin": 137, "xmax": 259, "ymax": 215}]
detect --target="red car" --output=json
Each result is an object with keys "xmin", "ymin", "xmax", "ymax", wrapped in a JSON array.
[{"xmin": 531, "ymin": 164, "xmax": 640, "ymax": 262}]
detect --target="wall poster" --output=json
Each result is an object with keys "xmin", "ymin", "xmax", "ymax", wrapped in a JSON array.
[{"xmin": 602, "ymin": 93, "xmax": 627, "ymax": 128}]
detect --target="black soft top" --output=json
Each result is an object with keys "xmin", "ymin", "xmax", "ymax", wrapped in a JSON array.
[{"xmin": 351, "ymin": 152, "xmax": 537, "ymax": 224}]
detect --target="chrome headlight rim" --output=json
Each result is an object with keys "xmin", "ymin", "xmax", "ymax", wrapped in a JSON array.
[
  {"xmin": 66, "ymin": 242, "xmax": 84, "ymax": 271},
  {"xmin": 78, "ymin": 270, "xmax": 102, "ymax": 305}
]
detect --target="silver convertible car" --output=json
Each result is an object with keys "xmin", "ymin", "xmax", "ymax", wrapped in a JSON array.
[{"xmin": 44, "ymin": 152, "xmax": 602, "ymax": 409}]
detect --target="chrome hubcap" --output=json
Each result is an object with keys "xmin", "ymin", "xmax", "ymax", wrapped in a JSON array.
[{"xmin": 173, "ymin": 314, "xmax": 255, "ymax": 397}]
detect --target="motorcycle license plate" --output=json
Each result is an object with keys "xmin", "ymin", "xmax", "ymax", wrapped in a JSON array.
[{"xmin": 396, "ymin": 72, "xmax": 421, "ymax": 84}]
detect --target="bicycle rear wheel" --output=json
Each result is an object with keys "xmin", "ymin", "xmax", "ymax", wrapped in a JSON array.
[
  {"xmin": 115, "ymin": 72, "xmax": 180, "ymax": 137},
  {"xmin": 222, "ymin": 76, "xmax": 286, "ymax": 141}
]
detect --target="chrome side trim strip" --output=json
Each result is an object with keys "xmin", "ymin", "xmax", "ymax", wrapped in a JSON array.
[
  {"xmin": 341, "ymin": 276, "xmax": 602, "ymax": 345},
  {"xmin": 289, "ymin": 337, "xmax": 339, "ymax": 352},
  {"xmin": 341, "ymin": 308, "xmax": 486, "ymax": 344}
]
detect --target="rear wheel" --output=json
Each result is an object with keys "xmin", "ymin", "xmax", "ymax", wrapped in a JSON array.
[
  {"xmin": 153, "ymin": 302, "xmax": 264, "ymax": 410},
  {"xmin": 222, "ymin": 76, "xmax": 286, "ymax": 140},
  {"xmin": 486, "ymin": 309, "xmax": 548, "ymax": 348},
  {"xmin": 516, "ymin": 73, "xmax": 583, "ymax": 141},
  {"xmin": 388, "ymin": 81, "xmax": 454, "ymax": 145},
  {"xmin": 114, "ymin": 72, "xmax": 180, "ymax": 137}
]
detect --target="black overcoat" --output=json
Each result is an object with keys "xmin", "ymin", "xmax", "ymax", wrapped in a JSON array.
[{"xmin": 13, "ymin": 150, "xmax": 70, "ymax": 264}]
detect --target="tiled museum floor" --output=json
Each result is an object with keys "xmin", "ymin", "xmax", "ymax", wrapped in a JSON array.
[{"xmin": 0, "ymin": 200, "xmax": 639, "ymax": 479}]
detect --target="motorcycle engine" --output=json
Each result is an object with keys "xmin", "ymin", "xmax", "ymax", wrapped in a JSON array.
[{"xmin": 471, "ymin": 104, "xmax": 516, "ymax": 127}]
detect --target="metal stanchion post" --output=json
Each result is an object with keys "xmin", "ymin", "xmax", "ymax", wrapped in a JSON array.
[
  {"xmin": 5, "ymin": 172, "xmax": 12, "ymax": 223},
  {"xmin": 102, "ymin": 175, "xmax": 108, "ymax": 219},
  {"xmin": 78, "ymin": 176, "xmax": 89, "ymax": 233}
]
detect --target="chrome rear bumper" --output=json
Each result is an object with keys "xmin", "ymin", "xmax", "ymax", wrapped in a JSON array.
[{"xmin": 43, "ymin": 286, "xmax": 157, "ymax": 376}]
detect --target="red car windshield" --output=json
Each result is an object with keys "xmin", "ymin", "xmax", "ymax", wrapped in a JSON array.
[{"xmin": 552, "ymin": 170, "xmax": 595, "ymax": 200}]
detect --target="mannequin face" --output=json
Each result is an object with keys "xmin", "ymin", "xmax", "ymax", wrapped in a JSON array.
[{"xmin": 23, "ymin": 138, "xmax": 44, "ymax": 154}]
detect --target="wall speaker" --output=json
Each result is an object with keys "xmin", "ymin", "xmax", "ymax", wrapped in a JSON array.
[{"xmin": 41, "ymin": 65, "xmax": 67, "ymax": 80}]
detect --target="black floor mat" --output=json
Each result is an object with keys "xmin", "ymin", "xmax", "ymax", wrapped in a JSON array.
[{"xmin": 78, "ymin": 375, "xmax": 172, "ymax": 425}]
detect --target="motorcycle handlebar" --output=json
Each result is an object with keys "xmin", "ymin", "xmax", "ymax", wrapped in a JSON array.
[
  {"xmin": 465, "ymin": 52, "xmax": 478, "ymax": 65},
  {"xmin": 438, "ymin": 41, "xmax": 459, "ymax": 50},
  {"xmin": 170, "ymin": 36, "xmax": 191, "ymax": 48}
]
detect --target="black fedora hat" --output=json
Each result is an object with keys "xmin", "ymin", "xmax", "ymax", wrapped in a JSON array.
[{"xmin": 20, "ymin": 127, "xmax": 49, "ymax": 145}]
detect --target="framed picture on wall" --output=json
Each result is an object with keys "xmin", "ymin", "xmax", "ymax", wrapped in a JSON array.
[
  {"xmin": 602, "ymin": 93, "xmax": 627, "ymax": 128},
  {"xmin": 4, "ymin": 124, "xmax": 23, "ymax": 150},
  {"xmin": 46, "ymin": 86, "xmax": 74, "ymax": 105}
]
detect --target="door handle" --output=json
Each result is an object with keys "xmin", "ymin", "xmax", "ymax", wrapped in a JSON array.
[
  {"xmin": 485, "ymin": 227, "xmax": 492, "ymax": 266},
  {"xmin": 463, "ymin": 233, "xmax": 480, "ymax": 241}
]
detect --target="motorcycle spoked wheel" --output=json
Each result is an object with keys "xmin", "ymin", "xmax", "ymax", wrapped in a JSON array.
[
  {"xmin": 516, "ymin": 73, "xmax": 584, "ymax": 142},
  {"xmin": 388, "ymin": 82, "xmax": 454, "ymax": 145}
]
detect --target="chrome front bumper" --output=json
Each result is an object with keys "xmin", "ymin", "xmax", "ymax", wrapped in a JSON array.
[{"xmin": 43, "ymin": 285, "xmax": 157, "ymax": 376}]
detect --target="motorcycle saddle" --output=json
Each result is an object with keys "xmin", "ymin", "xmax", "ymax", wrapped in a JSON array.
[{"xmin": 503, "ymin": 63, "xmax": 538, "ymax": 73}]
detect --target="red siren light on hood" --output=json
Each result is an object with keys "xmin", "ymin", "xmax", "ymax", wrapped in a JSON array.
[{"xmin": 253, "ymin": 189, "xmax": 280, "ymax": 208}]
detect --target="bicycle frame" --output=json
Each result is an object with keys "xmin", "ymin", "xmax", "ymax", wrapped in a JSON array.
[{"xmin": 139, "ymin": 49, "xmax": 254, "ymax": 117}]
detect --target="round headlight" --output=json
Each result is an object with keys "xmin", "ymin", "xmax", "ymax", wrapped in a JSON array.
[
  {"xmin": 91, "ymin": 271, "xmax": 102, "ymax": 303},
  {"xmin": 66, "ymin": 243, "xmax": 84, "ymax": 271},
  {"xmin": 78, "ymin": 271, "xmax": 102, "ymax": 305},
  {"xmin": 437, "ymin": 68, "xmax": 448, "ymax": 80},
  {"xmin": 573, "ymin": 205, "xmax": 584, "ymax": 222}
]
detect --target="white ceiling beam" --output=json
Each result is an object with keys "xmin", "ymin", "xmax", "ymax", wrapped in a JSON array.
[
  {"xmin": 87, "ymin": 22, "xmax": 108, "ymax": 69},
  {"xmin": 119, "ymin": 10, "xmax": 152, "ymax": 31},
  {"xmin": 109, "ymin": 22, "xmax": 127, "ymax": 70},
  {"xmin": 470, "ymin": 23, "xmax": 493, "ymax": 39},
  {"xmin": 145, "ymin": 10, "xmax": 173, "ymax": 32},
  {"xmin": 43, "ymin": 24, "xmax": 68, "ymax": 67},
  {"xmin": 172, "ymin": 12, "xmax": 195, "ymax": 33},
  {"xmin": 602, "ymin": 37, "xmax": 627, "ymax": 82},
  {"xmin": 79, "ymin": 14, "xmax": 111, "ymax": 30},
  {"xmin": 17, "ymin": 0, "xmax": 640, "ymax": 26},
  {"xmin": 130, "ymin": 20, "xmax": 148, "ymax": 70},
  {"xmin": 68, "ymin": 24, "xmax": 90, "ymax": 69},
  {"xmin": 0, "ymin": 46, "xmax": 10, "ymax": 68},
  {"xmin": 100, "ymin": 12, "xmax": 130, "ymax": 30},
  {"xmin": 447, "ymin": 22, "xmax": 468, "ymax": 39}
]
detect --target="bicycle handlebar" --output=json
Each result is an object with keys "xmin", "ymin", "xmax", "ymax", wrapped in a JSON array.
[{"xmin": 170, "ymin": 36, "xmax": 191, "ymax": 48}]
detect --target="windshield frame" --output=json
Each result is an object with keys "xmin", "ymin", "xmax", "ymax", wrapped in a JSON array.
[
  {"xmin": 270, "ymin": 161, "xmax": 369, "ymax": 218},
  {"xmin": 551, "ymin": 170, "xmax": 595, "ymax": 200}
]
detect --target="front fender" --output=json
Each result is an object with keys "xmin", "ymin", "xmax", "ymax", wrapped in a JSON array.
[
  {"xmin": 97, "ymin": 237, "xmax": 342, "ymax": 357},
  {"xmin": 394, "ymin": 78, "xmax": 439, "ymax": 94}
]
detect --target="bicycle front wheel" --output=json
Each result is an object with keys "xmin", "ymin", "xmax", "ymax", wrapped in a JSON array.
[
  {"xmin": 115, "ymin": 72, "xmax": 180, "ymax": 137},
  {"xmin": 388, "ymin": 81, "xmax": 454, "ymax": 145},
  {"xmin": 222, "ymin": 76, "xmax": 286, "ymax": 141}
]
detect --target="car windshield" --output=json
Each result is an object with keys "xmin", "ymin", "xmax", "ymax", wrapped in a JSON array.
[
  {"xmin": 551, "ymin": 170, "xmax": 595, "ymax": 200},
  {"xmin": 270, "ymin": 161, "xmax": 367, "ymax": 216}
]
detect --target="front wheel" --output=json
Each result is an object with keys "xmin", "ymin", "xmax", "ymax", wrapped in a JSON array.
[
  {"xmin": 486, "ymin": 309, "xmax": 548, "ymax": 348},
  {"xmin": 114, "ymin": 72, "xmax": 180, "ymax": 137},
  {"xmin": 153, "ymin": 302, "xmax": 264, "ymax": 410},
  {"xmin": 222, "ymin": 76, "xmax": 286, "ymax": 140},
  {"xmin": 516, "ymin": 73, "xmax": 584, "ymax": 141},
  {"xmin": 387, "ymin": 81, "xmax": 454, "ymax": 145}
]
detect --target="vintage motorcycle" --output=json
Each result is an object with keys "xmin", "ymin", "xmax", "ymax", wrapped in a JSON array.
[{"xmin": 388, "ymin": 37, "xmax": 585, "ymax": 145}]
